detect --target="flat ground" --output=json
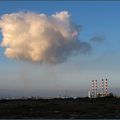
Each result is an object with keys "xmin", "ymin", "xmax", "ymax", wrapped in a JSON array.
[{"xmin": 0, "ymin": 96, "xmax": 120, "ymax": 118}]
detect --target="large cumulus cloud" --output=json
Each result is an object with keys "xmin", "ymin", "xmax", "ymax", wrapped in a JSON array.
[{"xmin": 0, "ymin": 11, "xmax": 91, "ymax": 64}]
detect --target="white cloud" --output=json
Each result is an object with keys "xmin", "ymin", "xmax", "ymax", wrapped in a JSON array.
[{"xmin": 0, "ymin": 11, "xmax": 91, "ymax": 64}]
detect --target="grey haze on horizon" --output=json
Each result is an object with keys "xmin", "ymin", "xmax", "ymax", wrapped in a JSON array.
[{"xmin": 0, "ymin": 88, "xmax": 118, "ymax": 98}]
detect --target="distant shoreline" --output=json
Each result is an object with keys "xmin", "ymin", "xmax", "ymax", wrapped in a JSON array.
[{"xmin": 0, "ymin": 96, "xmax": 120, "ymax": 119}]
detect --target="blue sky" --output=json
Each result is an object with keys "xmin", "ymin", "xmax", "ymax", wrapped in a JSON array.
[{"xmin": 0, "ymin": 1, "xmax": 120, "ymax": 97}]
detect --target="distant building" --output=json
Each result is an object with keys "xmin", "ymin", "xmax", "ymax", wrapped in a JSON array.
[
  {"xmin": 88, "ymin": 91, "xmax": 91, "ymax": 98},
  {"xmin": 89, "ymin": 78, "xmax": 110, "ymax": 98}
]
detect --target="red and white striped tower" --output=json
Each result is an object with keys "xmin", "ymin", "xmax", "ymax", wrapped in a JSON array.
[
  {"xmin": 105, "ymin": 79, "xmax": 108, "ymax": 95},
  {"xmin": 92, "ymin": 80, "xmax": 95, "ymax": 98},
  {"xmin": 101, "ymin": 79, "xmax": 105, "ymax": 97},
  {"xmin": 95, "ymin": 80, "xmax": 98, "ymax": 97}
]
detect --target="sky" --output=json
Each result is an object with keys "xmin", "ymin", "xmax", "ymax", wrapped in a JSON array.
[{"xmin": 0, "ymin": 1, "xmax": 120, "ymax": 97}]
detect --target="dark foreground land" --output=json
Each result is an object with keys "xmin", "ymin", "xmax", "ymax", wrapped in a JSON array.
[{"xmin": 0, "ymin": 96, "xmax": 120, "ymax": 119}]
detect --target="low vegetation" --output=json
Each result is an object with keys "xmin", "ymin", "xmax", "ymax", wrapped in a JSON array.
[{"xmin": 0, "ymin": 96, "xmax": 120, "ymax": 118}]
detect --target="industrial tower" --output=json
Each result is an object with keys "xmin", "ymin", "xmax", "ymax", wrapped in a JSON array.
[{"xmin": 89, "ymin": 78, "xmax": 109, "ymax": 98}]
